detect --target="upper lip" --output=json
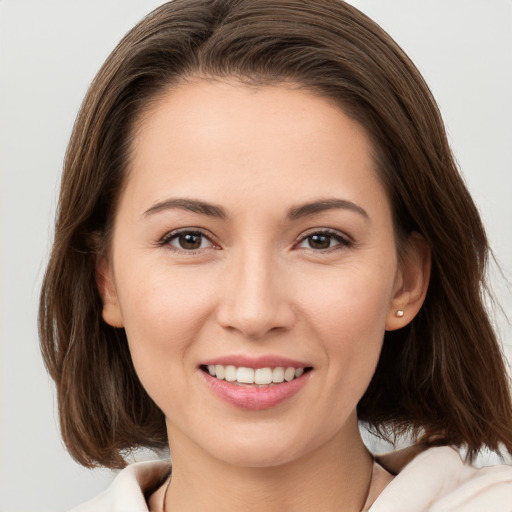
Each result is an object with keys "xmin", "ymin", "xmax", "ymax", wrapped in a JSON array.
[{"xmin": 201, "ymin": 355, "xmax": 312, "ymax": 369}]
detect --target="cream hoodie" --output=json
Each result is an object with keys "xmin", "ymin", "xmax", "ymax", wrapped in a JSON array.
[{"xmin": 70, "ymin": 446, "xmax": 512, "ymax": 512}]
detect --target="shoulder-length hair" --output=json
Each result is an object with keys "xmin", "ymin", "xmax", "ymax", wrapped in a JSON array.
[{"xmin": 39, "ymin": 0, "xmax": 512, "ymax": 469}]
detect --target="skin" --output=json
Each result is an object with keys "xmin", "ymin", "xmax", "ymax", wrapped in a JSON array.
[{"xmin": 99, "ymin": 79, "xmax": 430, "ymax": 511}]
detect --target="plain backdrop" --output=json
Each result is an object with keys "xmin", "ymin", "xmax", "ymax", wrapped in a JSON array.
[{"xmin": 1, "ymin": 1, "xmax": 511, "ymax": 511}]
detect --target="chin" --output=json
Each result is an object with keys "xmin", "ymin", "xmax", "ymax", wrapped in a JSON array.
[
  {"xmin": 214, "ymin": 442, "xmax": 304, "ymax": 469},
  {"xmin": 198, "ymin": 423, "xmax": 326, "ymax": 469}
]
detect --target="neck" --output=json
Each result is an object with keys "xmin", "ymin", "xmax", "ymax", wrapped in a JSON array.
[{"xmin": 164, "ymin": 418, "xmax": 373, "ymax": 512}]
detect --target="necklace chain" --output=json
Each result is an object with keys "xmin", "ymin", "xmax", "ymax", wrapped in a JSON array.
[
  {"xmin": 162, "ymin": 475, "xmax": 172, "ymax": 512},
  {"xmin": 161, "ymin": 455, "xmax": 374, "ymax": 511}
]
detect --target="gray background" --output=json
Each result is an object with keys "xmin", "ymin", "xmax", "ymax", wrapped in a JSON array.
[{"xmin": 1, "ymin": 1, "xmax": 511, "ymax": 510}]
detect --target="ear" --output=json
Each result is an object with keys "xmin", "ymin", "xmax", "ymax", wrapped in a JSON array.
[
  {"xmin": 386, "ymin": 232, "xmax": 431, "ymax": 331},
  {"xmin": 96, "ymin": 255, "xmax": 124, "ymax": 328}
]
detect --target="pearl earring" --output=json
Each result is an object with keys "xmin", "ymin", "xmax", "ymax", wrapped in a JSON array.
[{"xmin": 395, "ymin": 309, "xmax": 404, "ymax": 318}]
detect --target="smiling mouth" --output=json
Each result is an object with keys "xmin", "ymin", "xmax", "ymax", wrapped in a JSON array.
[{"xmin": 200, "ymin": 364, "xmax": 313, "ymax": 386}]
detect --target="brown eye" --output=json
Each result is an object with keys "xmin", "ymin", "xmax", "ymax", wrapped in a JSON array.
[
  {"xmin": 297, "ymin": 231, "xmax": 351, "ymax": 251},
  {"xmin": 307, "ymin": 234, "xmax": 332, "ymax": 250},
  {"xmin": 168, "ymin": 231, "xmax": 212, "ymax": 251}
]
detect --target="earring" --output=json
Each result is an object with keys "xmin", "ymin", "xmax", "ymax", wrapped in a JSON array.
[{"xmin": 395, "ymin": 309, "xmax": 404, "ymax": 318}]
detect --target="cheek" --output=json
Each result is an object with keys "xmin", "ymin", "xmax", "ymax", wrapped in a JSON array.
[
  {"xmin": 312, "ymin": 289, "xmax": 388, "ymax": 429},
  {"xmin": 114, "ymin": 260, "xmax": 217, "ymax": 377},
  {"xmin": 296, "ymin": 259, "xmax": 396, "ymax": 381},
  {"xmin": 300, "ymin": 263, "xmax": 395, "ymax": 337}
]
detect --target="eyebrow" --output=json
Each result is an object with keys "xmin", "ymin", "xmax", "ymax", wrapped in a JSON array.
[
  {"xmin": 143, "ymin": 198, "xmax": 227, "ymax": 219},
  {"xmin": 142, "ymin": 197, "xmax": 369, "ymax": 221},
  {"xmin": 287, "ymin": 198, "xmax": 369, "ymax": 221}
]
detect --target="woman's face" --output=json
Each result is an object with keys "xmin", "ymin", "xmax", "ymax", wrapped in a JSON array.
[{"xmin": 100, "ymin": 80, "xmax": 417, "ymax": 468}]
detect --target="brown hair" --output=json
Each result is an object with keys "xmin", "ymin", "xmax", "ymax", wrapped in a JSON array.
[{"xmin": 39, "ymin": 0, "xmax": 512, "ymax": 469}]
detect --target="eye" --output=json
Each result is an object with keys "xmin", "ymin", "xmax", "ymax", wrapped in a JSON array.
[
  {"xmin": 161, "ymin": 230, "xmax": 215, "ymax": 251},
  {"xmin": 297, "ymin": 230, "xmax": 351, "ymax": 251}
]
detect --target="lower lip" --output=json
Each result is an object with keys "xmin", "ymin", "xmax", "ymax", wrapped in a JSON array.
[{"xmin": 201, "ymin": 371, "xmax": 310, "ymax": 410}]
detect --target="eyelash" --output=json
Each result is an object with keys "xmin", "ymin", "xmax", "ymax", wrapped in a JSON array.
[
  {"xmin": 295, "ymin": 229, "xmax": 352, "ymax": 252},
  {"xmin": 157, "ymin": 228, "xmax": 352, "ymax": 253},
  {"xmin": 157, "ymin": 228, "xmax": 218, "ymax": 254}
]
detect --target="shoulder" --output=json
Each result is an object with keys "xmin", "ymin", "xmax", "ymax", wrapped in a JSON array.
[
  {"xmin": 68, "ymin": 460, "xmax": 171, "ymax": 512},
  {"xmin": 369, "ymin": 446, "xmax": 512, "ymax": 512}
]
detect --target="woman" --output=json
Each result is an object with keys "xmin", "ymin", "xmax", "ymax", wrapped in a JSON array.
[{"xmin": 39, "ymin": 0, "xmax": 512, "ymax": 510}]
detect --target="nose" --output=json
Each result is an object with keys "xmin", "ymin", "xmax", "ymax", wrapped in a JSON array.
[{"xmin": 216, "ymin": 248, "xmax": 296, "ymax": 339}]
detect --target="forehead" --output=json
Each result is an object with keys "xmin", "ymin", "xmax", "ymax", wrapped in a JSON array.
[{"xmin": 123, "ymin": 79, "xmax": 390, "ymax": 220}]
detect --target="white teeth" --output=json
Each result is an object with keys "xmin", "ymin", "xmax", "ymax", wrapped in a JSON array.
[
  {"xmin": 272, "ymin": 367, "xmax": 285, "ymax": 383},
  {"xmin": 236, "ymin": 367, "xmax": 254, "ymax": 384},
  {"xmin": 254, "ymin": 368, "xmax": 273, "ymax": 385},
  {"xmin": 206, "ymin": 364, "xmax": 307, "ymax": 385},
  {"xmin": 224, "ymin": 365, "xmax": 237, "ymax": 382},
  {"xmin": 284, "ymin": 367, "xmax": 295, "ymax": 382},
  {"xmin": 215, "ymin": 365, "xmax": 225, "ymax": 380}
]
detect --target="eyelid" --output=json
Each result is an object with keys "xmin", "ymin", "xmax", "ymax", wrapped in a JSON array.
[
  {"xmin": 157, "ymin": 227, "xmax": 220, "ymax": 252},
  {"xmin": 156, "ymin": 227, "xmax": 352, "ymax": 253},
  {"xmin": 294, "ymin": 228, "xmax": 353, "ymax": 250}
]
